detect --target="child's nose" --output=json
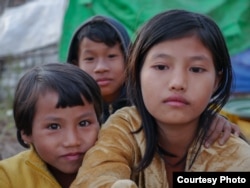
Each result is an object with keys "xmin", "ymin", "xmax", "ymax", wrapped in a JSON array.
[
  {"xmin": 94, "ymin": 58, "xmax": 109, "ymax": 72},
  {"xmin": 63, "ymin": 129, "xmax": 81, "ymax": 147},
  {"xmin": 169, "ymin": 70, "xmax": 187, "ymax": 91}
]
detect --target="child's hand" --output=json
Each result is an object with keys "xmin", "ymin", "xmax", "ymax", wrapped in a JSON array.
[{"xmin": 204, "ymin": 115, "xmax": 240, "ymax": 148}]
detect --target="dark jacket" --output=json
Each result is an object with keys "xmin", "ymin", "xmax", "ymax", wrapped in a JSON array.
[{"xmin": 102, "ymin": 85, "xmax": 131, "ymax": 123}]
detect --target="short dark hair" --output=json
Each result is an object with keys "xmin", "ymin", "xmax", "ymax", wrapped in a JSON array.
[
  {"xmin": 14, "ymin": 63, "xmax": 103, "ymax": 148},
  {"xmin": 77, "ymin": 20, "xmax": 120, "ymax": 47},
  {"xmin": 67, "ymin": 15, "xmax": 131, "ymax": 65}
]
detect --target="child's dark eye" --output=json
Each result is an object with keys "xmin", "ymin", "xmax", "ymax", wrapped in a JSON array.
[
  {"xmin": 79, "ymin": 120, "xmax": 90, "ymax": 127},
  {"xmin": 190, "ymin": 67, "xmax": 205, "ymax": 73},
  {"xmin": 108, "ymin": 54, "xmax": 117, "ymax": 58},
  {"xmin": 48, "ymin": 124, "xmax": 60, "ymax": 130},
  {"xmin": 155, "ymin": 65, "xmax": 168, "ymax": 70},
  {"xmin": 85, "ymin": 57, "xmax": 94, "ymax": 61}
]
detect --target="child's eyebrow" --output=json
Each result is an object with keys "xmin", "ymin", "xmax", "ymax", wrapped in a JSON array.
[
  {"xmin": 44, "ymin": 111, "xmax": 95, "ymax": 121},
  {"xmin": 189, "ymin": 55, "xmax": 211, "ymax": 62},
  {"xmin": 151, "ymin": 53, "xmax": 171, "ymax": 59},
  {"xmin": 77, "ymin": 111, "xmax": 97, "ymax": 119},
  {"xmin": 151, "ymin": 53, "xmax": 211, "ymax": 62}
]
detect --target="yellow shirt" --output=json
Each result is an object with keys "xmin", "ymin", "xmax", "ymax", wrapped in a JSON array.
[
  {"xmin": 0, "ymin": 147, "xmax": 61, "ymax": 188},
  {"xmin": 71, "ymin": 106, "xmax": 250, "ymax": 188}
]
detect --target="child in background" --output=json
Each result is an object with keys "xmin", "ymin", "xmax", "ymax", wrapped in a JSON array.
[
  {"xmin": 0, "ymin": 63, "xmax": 103, "ymax": 188},
  {"xmin": 67, "ymin": 15, "xmax": 131, "ymax": 123},
  {"xmin": 70, "ymin": 9, "xmax": 250, "ymax": 188},
  {"xmin": 66, "ymin": 14, "xmax": 240, "ymax": 148}
]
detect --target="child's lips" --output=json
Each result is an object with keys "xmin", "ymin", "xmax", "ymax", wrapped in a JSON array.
[
  {"xmin": 96, "ymin": 78, "xmax": 112, "ymax": 86},
  {"xmin": 163, "ymin": 96, "xmax": 189, "ymax": 107},
  {"xmin": 62, "ymin": 152, "xmax": 84, "ymax": 161}
]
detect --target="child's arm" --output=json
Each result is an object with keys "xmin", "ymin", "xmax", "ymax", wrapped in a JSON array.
[{"xmin": 204, "ymin": 114, "xmax": 240, "ymax": 148}]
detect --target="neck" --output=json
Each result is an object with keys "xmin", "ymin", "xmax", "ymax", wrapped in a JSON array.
[
  {"xmin": 157, "ymin": 120, "xmax": 198, "ymax": 157},
  {"xmin": 103, "ymin": 89, "xmax": 121, "ymax": 103},
  {"xmin": 48, "ymin": 165, "xmax": 77, "ymax": 188},
  {"xmin": 157, "ymin": 144, "xmax": 187, "ymax": 167}
]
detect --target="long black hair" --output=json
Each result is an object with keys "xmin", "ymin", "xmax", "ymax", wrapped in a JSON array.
[{"xmin": 126, "ymin": 9, "xmax": 233, "ymax": 171}]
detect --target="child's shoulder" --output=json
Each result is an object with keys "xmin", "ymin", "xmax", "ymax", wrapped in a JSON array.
[
  {"xmin": 106, "ymin": 106, "xmax": 140, "ymax": 123},
  {"xmin": 224, "ymin": 134, "xmax": 250, "ymax": 150},
  {"xmin": 0, "ymin": 150, "xmax": 31, "ymax": 186},
  {"xmin": 0, "ymin": 149, "xmax": 60, "ymax": 187},
  {"xmin": 102, "ymin": 106, "xmax": 142, "ymax": 132},
  {"xmin": 208, "ymin": 134, "xmax": 250, "ymax": 158},
  {"xmin": 0, "ymin": 149, "xmax": 31, "ymax": 169},
  {"xmin": 114, "ymin": 105, "xmax": 138, "ymax": 116},
  {"xmin": 192, "ymin": 135, "xmax": 250, "ymax": 171}
]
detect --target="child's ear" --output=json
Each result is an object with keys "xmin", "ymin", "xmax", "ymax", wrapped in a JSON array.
[{"xmin": 21, "ymin": 130, "xmax": 32, "ymax": 144}]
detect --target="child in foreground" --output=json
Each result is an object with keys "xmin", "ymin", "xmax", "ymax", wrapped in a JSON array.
[
  {"xmin": 0, "ymin": 63, "xmax": 103, "ymax": 188},
  {"xmin": 70, "ymin": 9, "xmax": 250, "ymax": 188},
  {"xmin": 66, "ymin": 14, "xmax": 240, "ymax": 147}
]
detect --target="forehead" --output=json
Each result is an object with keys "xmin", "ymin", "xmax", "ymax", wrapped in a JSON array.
[
  {"xmin": 146, "ymin": 36, "xmax": 212, "ymax": 61},
  {"xmin": 36, "ymin": 90, "xmax": 59, "ymax": 106},
  {"xmin": 79, "ymin": 38, "xmax": 123, "ymax": 54},
  {"xmin": 36, "ymin": 89, "xmax": 87, "ymax": 108}
]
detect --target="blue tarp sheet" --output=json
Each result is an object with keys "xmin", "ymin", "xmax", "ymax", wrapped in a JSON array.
[{"xmin": 231, "ymin": 48, "xmax": 250, "ymax": 93}]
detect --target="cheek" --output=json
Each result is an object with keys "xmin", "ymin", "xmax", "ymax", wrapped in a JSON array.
[
  {"xmin": 91, "ymin": 127, "xmax": 100, "ymax": 141},
  {"xmin": 192, "ymin": 83, "xmax": 215, "ymax": 111},
  {"xmin": 113, "ymin": 63, "xmax": 126, "ymax": 85},
  {"xmin": 140, "ymin": 67, "xmax": 157, "ymax": 92},
  {"xmin": 87, "ymin": 125, "xmax": 100, "ymax": 141},
  {"xmin": 140, "ymin": 72, "xmax": 158, "ymax": 110},
  {"xmin": 78, "ymin": 63, "xmax": 93, "ymax": 74},
  {"xmin": 113, "ymin": 61, "xmax": 125, "ymax": 75},
  {"xmin": 31, "ymin": 137, "xmax": 54, "ymax": 161},
  {"xmin": 83, "ymin": 127, "xmax": 100, "ymax": 149}
]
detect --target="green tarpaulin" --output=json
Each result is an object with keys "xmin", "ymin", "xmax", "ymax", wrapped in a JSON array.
[{"xmin": 59, "ymin": 0, "xmax": 250, "ymax": 62}]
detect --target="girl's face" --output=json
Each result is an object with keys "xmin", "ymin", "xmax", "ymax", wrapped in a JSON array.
[
  {"xmin": 78, "ymin": 38, "xmax": 126, "ymax": 103},
  {"xmin": 22, "ymin": 91, "xmax": 100, "ymax": 175},
  {"xmin": 140, "ymin": 35, "xmax": 221, "ymax": 128}
]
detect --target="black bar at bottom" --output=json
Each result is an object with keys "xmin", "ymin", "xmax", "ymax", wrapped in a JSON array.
[{"xmin": 173, "ymin": 172, "xmax": 250, "ymax": 188}]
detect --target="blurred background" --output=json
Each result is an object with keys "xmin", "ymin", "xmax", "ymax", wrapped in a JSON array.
[{"xmin": 0, "ymin": 0, "xmax": 250, "ymax": 159}]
